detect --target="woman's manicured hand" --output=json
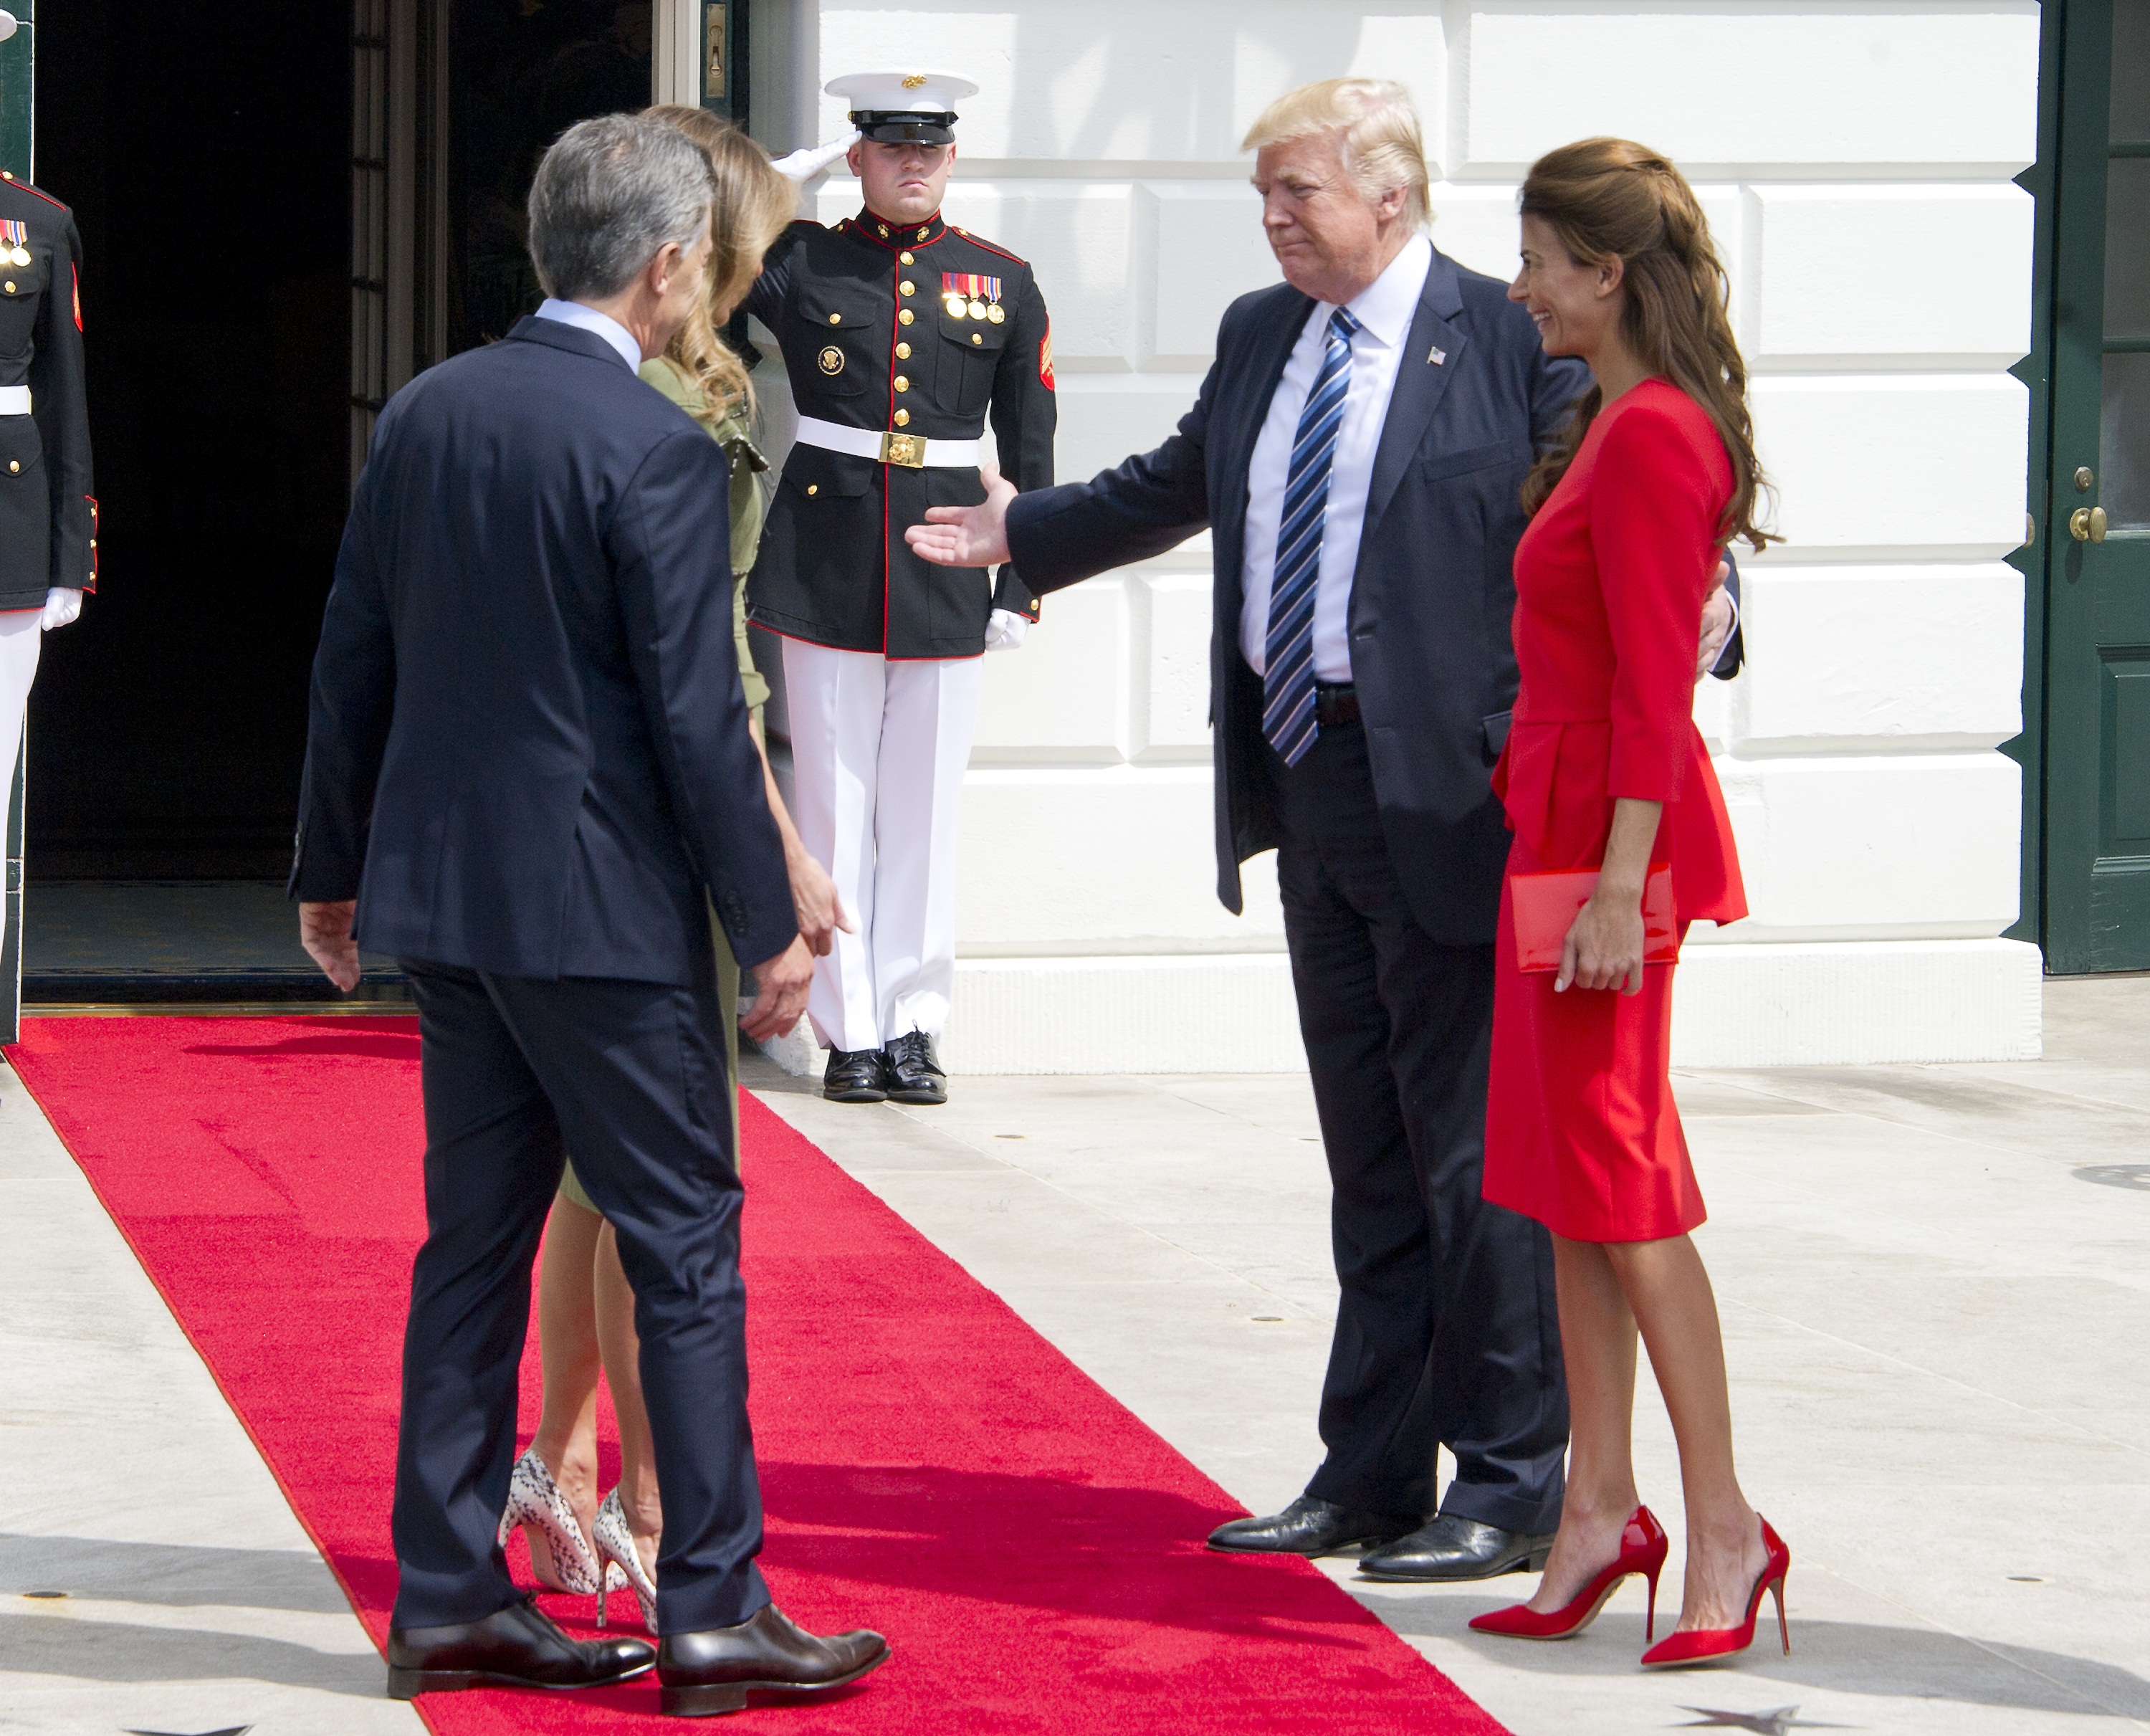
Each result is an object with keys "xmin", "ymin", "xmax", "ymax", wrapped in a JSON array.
[{"xmin": 1557, "ymin": 882, "xmax": 1647, "ymax": 995}]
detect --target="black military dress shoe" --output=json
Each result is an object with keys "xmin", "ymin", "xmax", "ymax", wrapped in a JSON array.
[
  {"xmin": 883, "ymin": 1030, "xmax": 947, "ymax": 1105},
  {"xmin": 386, "ymin": 1595, "xmax": 654, "ymax": 1698},
  {"xmin": 1205, "ymin": 1494, "xmax": 1423, "ymax": 1558},
  {"xmin": 657, "ymin": 1601, "xmax": 889, "ymax": 1717},
  {"xmin": 1356, "ymin": 1513, "xmax": 1557, "ymax": 1582},
  {"xmin": 823, "ymin": 1047, "xmax": 889, "ymax": 1102}
]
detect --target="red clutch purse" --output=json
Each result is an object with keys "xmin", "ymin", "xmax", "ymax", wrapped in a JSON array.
[{"xmin": 1511, "ymin": 864, "xmax": 1678, "ymax": 974}]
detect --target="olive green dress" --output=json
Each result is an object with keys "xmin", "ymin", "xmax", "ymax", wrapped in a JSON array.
[{"xmin": 557, "ymin": 357, "xmax": 772, "ymax": 1214}]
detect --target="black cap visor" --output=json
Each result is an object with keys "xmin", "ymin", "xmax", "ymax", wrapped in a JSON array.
[{"xmin": 851, "ymin": 109, "xmax": 957, "ymax": 145}]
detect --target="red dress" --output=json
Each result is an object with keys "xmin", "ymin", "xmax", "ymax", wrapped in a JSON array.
[{"xmin": 1482, "ymin": 379, "xmax": 1748, "ymax": 1244}]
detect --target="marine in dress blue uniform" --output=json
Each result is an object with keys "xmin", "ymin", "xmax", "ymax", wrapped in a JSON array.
[{"xmin": 746, "ymin": 70, "xmax": 1055, "ymax": 1103}]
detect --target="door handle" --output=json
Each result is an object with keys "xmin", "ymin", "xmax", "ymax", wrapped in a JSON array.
[{"xmin": 2070, "ymin": 506, "xmax": 2109, "ymax": 543}]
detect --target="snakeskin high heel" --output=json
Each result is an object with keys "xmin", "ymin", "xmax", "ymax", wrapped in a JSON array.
[
  {"xmin": 497, "ymin": 1446, "xmax": 603, "ymax": 1596},
  {"xmin": 592, "ymin": 1486, "xmax": 659, "ymax": 1631}
]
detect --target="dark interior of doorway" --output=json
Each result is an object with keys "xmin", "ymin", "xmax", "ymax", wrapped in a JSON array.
[{"xmin": 25, "ymin": 1, "xmax": 652, "ymax": 1002}]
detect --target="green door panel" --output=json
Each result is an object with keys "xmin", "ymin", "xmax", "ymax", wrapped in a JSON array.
[{"xmin": 2045, "ymin": 0, "xmax": 2150, "ymax": 972}]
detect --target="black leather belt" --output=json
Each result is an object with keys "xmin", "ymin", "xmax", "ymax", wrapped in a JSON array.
[{"xmin": 1315, "ymin": 682, "xmax": 1360, "ymax": 728}]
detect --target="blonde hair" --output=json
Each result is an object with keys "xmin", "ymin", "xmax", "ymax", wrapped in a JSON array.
[
  {"xmin": 1241, "ymin": 78, "xmax": 1430, "ymax": 229},
  {"xmin": 640, "ymin": 105, "xmax": 796, "ymax": 421},
  {"xmin": 1517, "ymin": 138, "xmax": 1777, "ymax": 553}
]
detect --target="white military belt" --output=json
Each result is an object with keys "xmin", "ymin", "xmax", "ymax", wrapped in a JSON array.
[
  {"xmin": 0, "ymin": 386, "xmax": 30, "ymax": 416},
  {"xmin": 793, "ymin": 414, "xmax": 979, "ymax": 471}
]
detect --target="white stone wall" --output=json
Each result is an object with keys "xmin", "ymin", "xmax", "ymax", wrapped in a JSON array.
[{"xmin": 760, "ymin": 0, "xmax": 2045, "ymax": 1070}]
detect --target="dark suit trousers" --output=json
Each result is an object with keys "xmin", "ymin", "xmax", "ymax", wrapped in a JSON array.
[
  {"xmin": 1271, "ymin": 721, "xmax": 1568, "ymax": 1532},
  {"xmin": 389, "ymin": 958, "xmax": 769, "ymax": 1636}
]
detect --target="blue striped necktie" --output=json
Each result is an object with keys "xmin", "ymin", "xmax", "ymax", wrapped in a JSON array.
[{"xmin": 1263, "ymin": 305, "xmax": 1361, "ymax": 766}]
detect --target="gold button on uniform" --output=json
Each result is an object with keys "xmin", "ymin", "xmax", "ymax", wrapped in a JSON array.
[
  {"xmin": 895, "ymin": 342, "xmax": 911, "ymax": 359},
  {"xmin": 898, "ymin": 308, "xmax": 914, "ymax": 325},
  {"xmin": 899, "ymin": 280, "xmax": 915, "ymax": 296},
  {"xmin": 6, "ymin": 460, "xmax": 16, "ymax": 473},
  {"xmin": 972, "ymin": 333, "xmax": 983, "ymax": 345},
  {"xmin": 899, "ymin": 250, "xmax": 914, "ymax": 264},
  {"xmin": 893, "ymin": 409, "xmax": 909, "ymax": 426},
  {"xmin": 806, "ymin": 484, "xmax": 818, "ymax": 495},
  {"xmin": 894, "ymin": 375, "xmax": 909, "ymax": 392},
  {"xmin": 3, "ymin": 283, "xmax": 13, "ymax": 295},
  {"xmin": 827, "ymin": 313, "xmax": 841, "ymax": 325}
]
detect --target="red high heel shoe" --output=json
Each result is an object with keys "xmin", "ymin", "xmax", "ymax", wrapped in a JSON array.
[
  {"xmin": 1640, "ymin": 1515, "xmax": 1790, "ymax": 1668},
  {"xmin": 1469, "ymin": 1506, "xmax": 1668, "ymax": 1641}
]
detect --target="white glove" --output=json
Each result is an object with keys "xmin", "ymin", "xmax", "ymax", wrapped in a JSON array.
[
  {"xmin": 984, "ymin": 608, "xmax": 1029, "ymax": 652},
  {"xmin": 40, "ymin": 587, "xmax": 81, "ymax": 631},
  {"xmin": 770, "ymin": 131, "xmax": 861, "ymax": 184}
]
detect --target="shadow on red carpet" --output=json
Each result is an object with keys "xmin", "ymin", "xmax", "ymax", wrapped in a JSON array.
[{"xmin": 6, "ymin": 1015, "xmax": 1506, "ymax": 1734}]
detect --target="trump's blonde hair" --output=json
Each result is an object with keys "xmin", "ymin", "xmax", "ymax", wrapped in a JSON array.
[{"xmin": 1241, "ymin": 78, "xmax": 1430, "ymax": 229}]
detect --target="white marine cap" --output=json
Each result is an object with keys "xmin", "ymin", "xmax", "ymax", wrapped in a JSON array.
[{"xmin": 824, "ymin": 70, "xmax": 978, "ymax": 143}]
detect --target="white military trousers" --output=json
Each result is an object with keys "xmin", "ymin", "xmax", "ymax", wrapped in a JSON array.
[
  {"xmin": 780, "ymin": 639, "xmax": 982, "ymax": 1054},
  {"xmin": 0, "ymin": 610, "xmax": 39, "ymax": 965}
]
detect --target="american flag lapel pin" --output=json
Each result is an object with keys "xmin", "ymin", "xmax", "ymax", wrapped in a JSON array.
[{"xmin": 1428, "ymin": 345, "xmax": 1447, "ymax": 366}]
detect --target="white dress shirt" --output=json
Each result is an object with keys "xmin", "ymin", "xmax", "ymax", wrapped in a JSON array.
[
  {"xmin": 1239, "ymin": 232, "xmax": 1434, "ymax": 683},
  {"xmin": 534, "ymin": 297, "xmax": 643, "ymax": 372}
]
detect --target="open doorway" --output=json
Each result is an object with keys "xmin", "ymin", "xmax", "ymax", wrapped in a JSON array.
[{"xmin": 25, "ymin": 0, "xmax": 654, "ymax": 1001}]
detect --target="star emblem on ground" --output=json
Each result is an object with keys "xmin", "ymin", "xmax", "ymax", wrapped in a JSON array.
[{"xmin": 1677, "ymin": 1709, "xmax": 1853, "ymax": 1735}]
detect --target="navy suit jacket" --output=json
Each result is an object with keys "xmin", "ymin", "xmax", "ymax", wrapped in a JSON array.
[
  {"xmin": 291, "ymin": 315, "xmax": 796, "ymax": 985},
  {"xmin": 1006, "ymin": 247, "xmax": 1593, "ymax": 946}
]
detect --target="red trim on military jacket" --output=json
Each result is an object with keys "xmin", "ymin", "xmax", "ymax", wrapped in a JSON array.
[
  {"xmin": 844, "ymin": 208, "xmax": 947, "ymax": 251},
  {"xmin": 0, "ymin": 172, "xmax": 68, "ymax": 211},
  {"xmin": 72, "ymin": 262, "xmax": 82, "ymax": 331},
  {"xmin": 949, "ymin": 229, "xmax": 1029, "ymax": 270},
  {"xmin": 84, "ymin": 496, "xmax": 98, "ymax": 593}
]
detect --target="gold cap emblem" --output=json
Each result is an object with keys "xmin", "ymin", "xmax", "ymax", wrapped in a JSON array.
[{"xmin": 902, "ymin": 72, "xmax": 927, "ymax": 89}]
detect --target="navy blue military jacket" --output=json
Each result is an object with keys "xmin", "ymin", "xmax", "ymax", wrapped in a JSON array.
[
  {"xmin": 747, "ymin": 209, "xmax": 1055, "ymax": 659},
  {"xmin": 1005, "ymin": 247, "xmax": 1589, "ymax": 947},
  {"xmin": 0, "ymin": 173, "xmax": 95, "ymax": 609},
  {"xmin": 291, "ymin": 316, "xmax": 797, "ymax": 984}
]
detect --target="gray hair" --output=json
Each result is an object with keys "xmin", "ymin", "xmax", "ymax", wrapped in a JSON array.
[{"xmin": 527, "ymin": 114, "xmax": 715, "ymax": 302}]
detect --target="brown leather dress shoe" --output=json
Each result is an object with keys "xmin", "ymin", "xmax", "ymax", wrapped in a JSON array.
[
  {"xmin": 656, "ymin": 1601, "xmax": 889, "ymax": 1717},
  {"xmin": 386, "ymin": 1595, "xmax": 654, "ymax": 1697}
]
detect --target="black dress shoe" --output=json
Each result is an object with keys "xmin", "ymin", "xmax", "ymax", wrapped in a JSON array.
[
  {"xmin": 1356, "ymin": 1513, "xmax": 1557, "ymax": 1582},
  {"xmin": 823, "ymin": 1047, "xmax": 889, "ymax": 1102},
  {"xmin": 883, "ymin": 1030, "xmax": 947, "ymax": 1105},
  {"xmin": 657, "ymin": 1601, "xmax": 889, "ymax": 1717},
  {"xmin": 1205, "ymin": 1494, "xmax": 1423, "ymax": 1558},
  {"xmin": 386, "ymin": 1595, "xmax": 654, "ymax": 1697}
]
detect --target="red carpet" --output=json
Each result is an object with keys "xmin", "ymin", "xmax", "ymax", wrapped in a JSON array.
[{"xmin": 7, "ymin": 1015, "xmax": 1505, "ymax": 1734}]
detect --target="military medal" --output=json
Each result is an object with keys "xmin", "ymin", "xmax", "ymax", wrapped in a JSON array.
[
  {"xmin": 0, "ymin": 221, "xmax": 27, "ymax": 267},
  {"xmin": 943, "ymin": 272, "xmax": 1002, "ymax": 325}
]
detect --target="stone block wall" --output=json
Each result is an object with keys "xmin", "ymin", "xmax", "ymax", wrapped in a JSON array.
[{"xmin": 747, "ymin": 1, "xmax": 2045, "ymax": 1071}]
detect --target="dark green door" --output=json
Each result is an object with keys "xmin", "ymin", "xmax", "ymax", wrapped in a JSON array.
[{"xmin": 2045, "ymin": 0, "xmax": 2150, "ymax": 972}]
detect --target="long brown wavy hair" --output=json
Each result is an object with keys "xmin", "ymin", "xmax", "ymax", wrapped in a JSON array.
[
  {"xmin": 641, "ymin": 105, "xmax": 796, "ymax": 424},
  {"xmin": 1518, "ymin": 138, "xmax": 1776, "ymax": 553}
]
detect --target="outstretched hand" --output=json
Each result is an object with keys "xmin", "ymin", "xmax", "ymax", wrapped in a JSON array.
[{"xmin": 905, "ymin": 462, "xmax": 1016, "ymax": 568}]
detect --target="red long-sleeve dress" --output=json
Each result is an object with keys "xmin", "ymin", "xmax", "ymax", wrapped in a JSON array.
[{"xmin": 1482, "ymin": 378, "xmax": 1748, "ymax": 1244}]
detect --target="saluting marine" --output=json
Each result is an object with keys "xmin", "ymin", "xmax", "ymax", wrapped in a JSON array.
[{"xmin": 747, "ymin": 70, "xmax": 1055, "ymax": 1106}]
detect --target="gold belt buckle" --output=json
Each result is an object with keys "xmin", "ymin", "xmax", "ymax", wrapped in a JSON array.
[{"xmin": 879, "ymin": 430, "xmax": 927, "ymax": 468}]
